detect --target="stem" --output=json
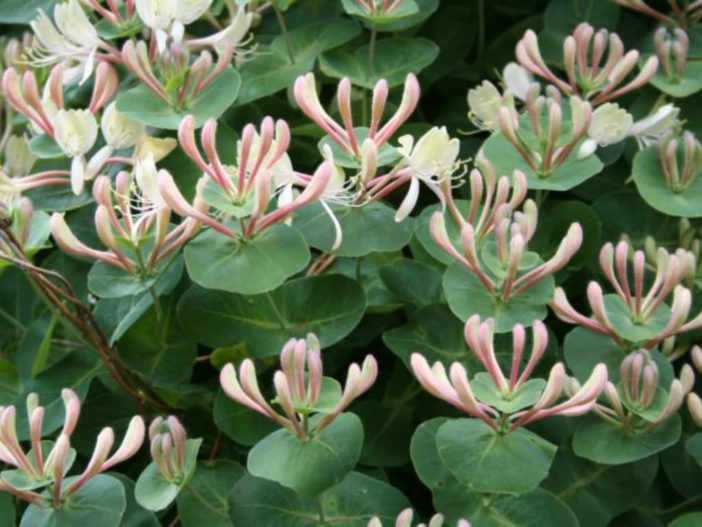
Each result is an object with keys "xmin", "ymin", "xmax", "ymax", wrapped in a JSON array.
[
  {"xmin": 316, "ymin": 496, "xmax": 326, "ymax": 525},
  {"xmin": 272, "ymin": 3, "xmax": 295, "ymax": 64},
  {"xmin": 476, "ymin": 0, "xmax": 485, "ymax": 62},
  {"xmin": 367, "ymin": 24, "xmax": 378, "ymax": 80}
]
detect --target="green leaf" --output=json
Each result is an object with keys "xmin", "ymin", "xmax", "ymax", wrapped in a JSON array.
[
  {"xmin": 229, "ymin": 472, "xmax": 411, "ymax": 526},
  {"xmin": 632, "ymin": 145, "xmax": 702, "ymax": 218},
  {"xmin": 373, "ymin": 0, "xmax": 440, "ymax": 32},
  {"xmin": 544, "ymin": 0, "xmax": 620, "ymax": 35},
  {"xmin": 135, "ymin": 439, "xmax": 202, "ymax": 511},
  {"xmin": 20, "ymin": 475, "xmax": 126, "ymax": 527},
  {"xmin": 436, "ymin": 482, "xmax": 579, "ymax": 527},
  {"xmin": 87, "ymin": 257, "xmax": 184, "ymax": 299},
  {"xmin": 471, "ymin": 373, "xmax": 546, "ymax": 413},
  {"xmin": 295, "ymin": 201, "xmax": 415, "ymax": 257},
  {"xmin": 685, "ymin": 432, "xmax": 702, "ymax": 469},
  {"xmin": 328, "ymin": 252, "xmax": 403, "ymax": 313},
  {"xmin": 119, "ymin": 292, "xmax": 197, "ymax": 387},
  {"xmin": 603, "ymin": 294, "xmax": 672, "ymax": 342},
  {"xmin": 410, "ymin": 417, "xmax": 453, "ymax": 491},
  {"xmin": 436, "ymin": 418, "xmax": 557, "ymax": 494},
  {"xmin": 183, "ymin": 224, "xmax": 310, "ymax": 295},
  {"xmin": 177, "ymin": 274, "xmax": 365, "ymax": 354},
  {"xmin": 379, "ymin": 258, "xmax": 443, "ymax": 307},
  {"xmin": 111, "ymin": 474, "xmax": 159, "ymax": 527},
  {"xmin": 670, "ymin": 512, "xmax": 702, "ymax": 527},
  {"xmin": 563, "ymin": 327, "xmax": 675, "ymax": 387},
  {"xmin": 236, "ymin": 20, "xmax": 361, "ymax": 105},
  {"xmin": 355, "ymin": 400, "xmax": 412, "ymax": 467},
  {"xmin": 213, "ymin": 390, "xmax": 278, "ymax": 447},
  {"xmin": 116, "ymin": 67, "xmax": 241, "ymax": 129},
  {"xmin": 0, "ymin": 492, "xmax": 14, "ymax": 527},
  {"xmin": 341, "ymin": 0, "xmax": 419, "ymax": 25},
  {"xmin": 0, "ymin": 0, "xmax": 54, "ymax": 24},
  {"xmin": 247, "ymin": 413, "xmax": 363, "ymax": 497},
  {"xmin": 320, "ymin": 38, "xmax": 439, "ymax": 89},
  {"xmin": 648, "ymin": 59, "xmax": 702, "ymax": 99},
  {"xmin": 572, "ymin": 415, "xmax": 682, "ymax": 465},
  {"xmin": 177, "ymin": 461, "xmax": 246, "ymax": 527},
  {"xmin": 443, "ymin": 263, "xmax": 553, "ymax": 332},
  {"xmin": 382, "ymin": 303, "xmax": 472, "ymax": 370},
  {"xmin": 542, "ymin": 445, "xmax": 659, "ymax": 527},
  {"xmin": 481, "ymin": 131, "xmax": 604, "ymax": 191},
  {"xmin": 28, "ymin": 134, "xmax": 64, "ymax": 159}
]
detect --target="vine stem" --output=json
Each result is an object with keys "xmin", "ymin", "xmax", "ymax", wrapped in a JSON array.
[
  {"xmin": 367, "ymin": 24, "xmax": 378, "ymax": 80},
  {"xmin": 273, "ymin": 2, "xmax": 295, "ymax": 64},
  {"xmin": 316, "ymin": 495, "xmax": 326, "ymax": 525}
]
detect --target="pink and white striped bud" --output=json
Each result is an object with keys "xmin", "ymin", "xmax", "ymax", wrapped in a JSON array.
[
  {"xmin": 102, "ymin": 416, "xmax": 145, "ymax": 471},
  {"xmin": 654, "ymin": 379, "xmax": 684, "ymax": 424},
  {"xmin": 688, "ymin": 393, "xmax": 702, "ymax": 428},
  {"xmin": 531, "ymin": 363, "xmax": 566, "ymax": 410},
  {"xmin": 61, "ymin": 389, "xmax": 81, "ymax": 437}
]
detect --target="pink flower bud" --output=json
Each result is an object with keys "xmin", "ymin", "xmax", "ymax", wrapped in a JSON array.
[
  {"xmin": 61, "ymin": 389, "xmax": 81, "ymax": 437},
  {"xmin": 167, "ymin": 416, "xmax": 187, "ymax": 469},
  {"xmin": 680, "ymin": 364, "xmax": 695, "ymax": 395},
  {"xmin": 688, "ymin": 393, "xmax": 702, "ymax": 428},
  {"xmin": 531, "ymin": 363, "xmax": 566, "ymax": 410},
  {"xmin": 369, "ymin": 79, "xmax": 388, "ymax": 138},
  {"xmin": 102, "ymin": 416, "xmax": 145, "ymax": 471},
  {"xmin": 654, "ymin": 379, "xmax": 684, "ymax": 424},
  {"xmin": 692, "ymin": 346, "xmax": 702, "ymax": 373}
]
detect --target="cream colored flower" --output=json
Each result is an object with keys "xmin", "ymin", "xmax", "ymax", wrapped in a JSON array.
[
  {"xmin": 395, "ymin": 127, "xmax": 460, "ymax": 222},
  {"xmin": 101, "ymin": 102, "xmax": 146, "ymax": 149},
  {"xmin": 54, "ymin": 109, "xmax": 98, "ymax": 194},
  {"xmin": 503, "ymin": 62, "xmax": 532, "ymax": 101},
  {"xmin": 467, "ymin": 81, "xmax": 503, "ymax": 132},
  {"xmin": 3, "ymin": 135, "xmax": 36, "ymax": 178},
  {"xmin": 629, "ymin": 104, "xmax": 681, "ymax": 148},
  {"xmin": 589, "ymin": 103, "xmax": 633, "ymax": 146}
]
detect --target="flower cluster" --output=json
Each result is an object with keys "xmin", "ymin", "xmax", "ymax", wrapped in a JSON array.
[
  {"xmin": 516, "ymin": 23, "xmax": 658, "ymax": 104},
  {"xmin": 431, "ymin": 159, "xmax": 582, "ymax": 303},
  {"xmin": 162, "ymin": 114, "xmax": 332, "ymax": 241},
  {"xmin": 655, "ymin": 27, "xmax": 689, "ymax": 83},
  {"xmin": 0, "ymin": 389, "xmax": 144, "ymax": 508},
  {"xmin": 220, "ymin": 333, "xmax": 378, "ymax": 440},
  {"xmin": 411, "ymin": 316, "xmax": 608, "ymax": 433},
  {"xmin": 148, "ymin": 416, "xmax": 190, "ymax": 483},
  {"xmin": 368, "ymin": 509, "xmax": 470, "ymax": 527},
  {"xmin": 658, "ymin": 131, "xmax": 702, "ymax": 193},
  {"xmin": 591, "ymin": 350, "xmax": 694, "ymax": 435},
  {"xmin": 50, "ymin": 160, "xmax": 202, "ymax": 277},
  {"xmin": 551, "ymin": 240, "xmax": 701, "ymax": 348}
]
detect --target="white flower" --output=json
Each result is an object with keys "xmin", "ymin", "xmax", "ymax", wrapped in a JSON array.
[
  {"xmin": 628, "ymin": 104, "xmax": 681, "ymax": 148},
  {"xmin": 54, "ymin": 109, "xmax": 98, "ymax": 195},
  {"xmin": 29, "ymin": 0, "xmax": 100, "ymax": 81},
  {"xmin": 101, "ymin": 102, "xmax": 146, "ymax": 149},
  {"xmin": 589, "ymin": 103, "xmax": 633, "ymax": 146},
  {"xmin": 135, "ymin": 0, "xmax": 176, "ymax": 30},
  {"xmin": 503, "ymin": 62, "xmax": 532, "ymax": 101},
  {"xmin": 136, "ymin": 0, "xmax": 212, "ymax": 51},
  {"xmin": 3, "ymin": 135, "xmax": 36, "ymax": 178},
  {"xmin": 395, "ymin": 127, "xmax": 460, "ymax": 222},
  {"xmin": 467, "ymin": 81, "xmax": 503, "ymax": 132},
  {"xmin": 55, "ymin": 109, "xmax": 98, "ymax": 158},
  {"xmin": 186, "ymin": 6, "xmax": 253, "ymax": 53},
  {"xmin": 174, "ymin": 0, "xmax": 213, "ymax": 25}
]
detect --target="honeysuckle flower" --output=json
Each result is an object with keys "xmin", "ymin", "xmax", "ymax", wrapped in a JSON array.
[
  {"xmin": 688, "ymin": 391, "xmax": 702, "ymax": 428},
  {"xmin": 351, "ymin": 0, "xmax": 407, "ymax": 16},
  {"xmin": 220, "ymin": 333, "xmax": 378, "ymax": 440},
  {"xmin": 590, "ymin": 350, "xmax": 694, "ymax": 435},
  {"xmin": 611, "ymin": 0, "xmax": 698, "ymax": 25},
  {"xmin": 148, "ymin": 416, "xmax": 191, "ymax": 482},
  {"xmin": 51, "ymin": 166, "xmax": 202, "ymax": 275},
  {"xmin": 101, "ymin": 102, "xmax": 146, "ymax": 150},
  {"xmin": 121, "ymin": 38, "xmax": 232, "ymax": 106},
  {"xmin": 3, "ymin": 135, "xmax": 35, "ymax": 178},
  {"xmin": 628, "ymin": 103, "xmax": 681, "ymax": 149},
  {"xmin": 411, "ymin": 317, "xmax": 608, "ymax": 433},
  {"xmin": 431, "ymin": 189, "xmax": 582, "ymax": 302},
  {"xmin": 2, "ymin": 61, "xmax": 117, "ymax": 140},
  {"xmin": 551, "ymin": 240, "xmax": 702, "ymax": 348},
  {"xmin": 516, "ymin": 24, "xmax": 659, "ymax": 105},
  {"xmin": 656, "ymin": 131, "xmax": 702, "ymax": 193},
  {"xmin": 54, "ymin": 109, "xmax": 99, "ymax": 194},
  {"xmin": 394, "ymin": 126, "xmax": 460, "ymax": 222},
  {"xmin": 0, "ymin": 389, "xmax": 144, "ymax": 508},
  {"xmin": 498, "ymin": 86, "xmax": 592, "ymax": 176},
  {"xmin": 467, "ymin": 81, "xmax": 515, "ymax": 132},
  {"xmin": 0, "ymin": 197, "xmax": 36, "ymax": 258},
  {"xmin": 655, "ymin": 27, "xmax": 689, "ymax": 82},
  {"xmin": 579, "ymin": 102, "xmax": 633, "ymax": 157},
  {"xmin": 367, "ymin": 509, "xmax": 471, "ymax": 527},
  {"xmin": 28, "ymin": 0, "xmax": 115, "ymax": 82},
  {"xmin": 79, "ymin": 0, "xmax": 136, "ymax": 26},
  {"xmin": 1, "ymin": 32, "xmax": 34, "ymax": 73},
  {"xmin": 502, "ymin": 62, "xmax": 532, "ymax": 101},
  {"xmin": 170, "ymin": 114, "xmax": 333, "ymax": 240},
  {"xmin": 186, "ymin": 2, "xmax": 253, "ymax": 54},
  {"xmin": 294, "ymin": 73, "xmax": 420, "ymax": 158},
  {"xmin": 135, "ymin": 0, "xmax": 212, "ymax": 52}
]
